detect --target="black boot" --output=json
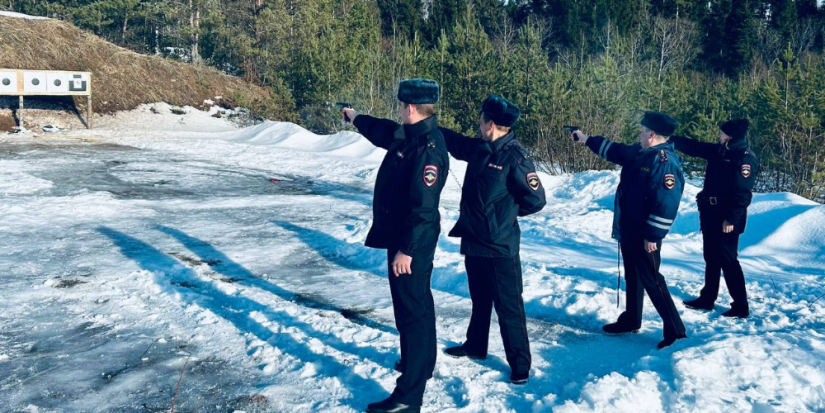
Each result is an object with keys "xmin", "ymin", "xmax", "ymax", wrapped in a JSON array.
[
  {"xmin": 510, "ymin": 371, "xmax": 529, "ymax": 385},
  {"xmin": 657, "ymin": 333, "xmax": 687, "ymax": 349},
  {"xmin": 444, "ymin": 345, "xmax": 486, "ymax": 360},
  {"xmin": 721, "ymin": 304, "xmax": 749, "ymax": 319},
  {"xmin": 365, "ymin": 396, "xmax": 420, "ymax": 413},
  {"xmin": 602, "ymin": 321, "xmax": 640, "ymax": 334},
  {"xmin": 683, "ymin": 296, "xmax": 714, "ymax": 311}
]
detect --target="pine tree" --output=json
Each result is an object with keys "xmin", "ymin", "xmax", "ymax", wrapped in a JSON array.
[
  {"xmin": 422, "ymin": 0, "xmax": 467, "ymax": 46},
  {"xmin": 771, "ymin": 0, "xmax": 798, "ymax": 46},
  {"xmin": 441, "ymin": 3, "xmax": 495, "ymax": 133},
  {"xmin": 722, "ymin": 0, "xmax": 757, "ymax": 77},
  {"xmin": 376, "ymin": 0, "xmax": 421, "ymax": 40}
]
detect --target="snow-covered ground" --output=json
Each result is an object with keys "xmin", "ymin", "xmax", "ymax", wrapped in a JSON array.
[{"xmin": 1, "ymin": 103, "xmax": 823, "ymax": 412}]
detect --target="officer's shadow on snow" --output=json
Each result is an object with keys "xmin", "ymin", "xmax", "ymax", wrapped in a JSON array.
[
  {"xmin": 272, "ymin": 221, "xmax": 618, "ymax": 337},
  {"xmin": 273, "ymin": 220, "xmax": 387, "ymax": 278},
  {"xmin": 309, "ymin": 179, "xmax": 374, "ymax": 207},
  {"xmin": 97, "ymin": 226, "xmax": 393, "ymax": 408},
  {"xmin": 152, "ymin": 224, "xmax": 398, "ymax": 336}
]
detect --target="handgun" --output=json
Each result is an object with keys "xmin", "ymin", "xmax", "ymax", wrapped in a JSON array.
[
  {"xmin": 564, "ymin": 125, "xmax": 581, "ymax": 141},
  {"xmin": 337, "ymin": 102, "xmax": 353, "ymax": 123}
]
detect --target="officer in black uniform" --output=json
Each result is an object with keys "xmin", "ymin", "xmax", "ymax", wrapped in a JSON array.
[
  {"xmin": 672, "ymin": 119, "xmax": 759, "ymax": 319},
  {"xmin": 343, "ymin": 78, "xmax": 449, "ymax": 413},
  {"xmin": 437, "ymin": 95, "xmax": 546, "ymax": 385},
  {"xmin": 571, "ymin": 112, "xmax": 688, "ymax": 349}
]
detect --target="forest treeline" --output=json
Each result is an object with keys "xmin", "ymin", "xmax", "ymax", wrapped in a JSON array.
[{"xmin": 3, "ymin": 0, "xmax": 824, "ymax": 201}]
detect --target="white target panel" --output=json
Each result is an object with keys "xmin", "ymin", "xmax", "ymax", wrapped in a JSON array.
[
  {"xmin": 0, "ymin": 71, "xmax": 17, "ymax": 93},
  {"xmin": 23, "ymin": 71, "xmax": 47, "ymax": 93},
  {"xmin": 46, "ymin": 72, "xmax": 69, "ymax": 93},
  {"xmin": 68, "ymin": 73, "xmax": 89, "ymax": 92}
]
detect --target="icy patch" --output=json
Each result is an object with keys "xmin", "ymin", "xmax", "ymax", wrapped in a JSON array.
[{"xmin": 0, "ymin": 171, "xmax": 53, "ymax": 195}]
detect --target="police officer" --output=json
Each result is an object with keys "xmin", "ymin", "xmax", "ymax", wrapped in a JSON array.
[
  {"xmin": 343, "ymin": 78, "xmax": 449, "ymax": 413},
  {"xmin": 571, "ymin": 112, "xmax": 687, "ymax": 349},
  {"xmin": 438, "ymin": 95, "xmax": 546, "ymax": 385},
  {"xmin": 672, "ymin": 119, "xmax": 758, "ymax": 319}
]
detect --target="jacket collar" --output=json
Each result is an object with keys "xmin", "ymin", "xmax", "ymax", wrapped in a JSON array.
[
  {"xmin": 643, "ymin": 140, "xmax": 675, "ymax": 152},
  {"xmin": 489, "ymin": 131, "xmax": 516, "ymax": 153},
  {"xmin": 719, "ymin": 138, "xmax": 749, "ymax": 157},
  {"xmin": 403, "ymin": 115, "xmax": 438, "ymax": 139}
]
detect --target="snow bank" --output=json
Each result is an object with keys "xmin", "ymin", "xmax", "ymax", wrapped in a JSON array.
[
  {"xmin": 0, "ymin": 11, "xmax": 49, "ymax": 20},
  {"xmin": 224, "ymin": 121, "xmax": 386, "ymax": 164}
]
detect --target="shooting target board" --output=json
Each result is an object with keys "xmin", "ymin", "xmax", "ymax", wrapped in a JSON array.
[
  {"xmin": 2, "ymin": 69, "xmax": 94, "ymax": 129},
  {"xmin": 0, "ymin": 69, "xmax": 91, "ymax": 96}
]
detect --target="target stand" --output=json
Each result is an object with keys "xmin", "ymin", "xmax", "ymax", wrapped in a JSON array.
[{"xmin": 0, "ymin": 69, "xmax": 93, "ymax": 129}]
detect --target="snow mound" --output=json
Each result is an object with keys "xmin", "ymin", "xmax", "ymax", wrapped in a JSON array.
[
  {"xmin": 740, "ymin": 192, "xmax": 825, "ymax": 270},
  {"xmin": 225, "ymin": 121, "xmax": 386, "ymax": 163}
]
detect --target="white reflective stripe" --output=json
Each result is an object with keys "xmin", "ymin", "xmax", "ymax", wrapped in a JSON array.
[
  {"xmin": 646, "ymin": 220, "xmax": 671, "ymax": 230},
  {"xmin": 648, "ymin": 214, "xmax": 674, "ymax": 224},
  {"xmin": 603, "ymin": 141, "xmax": 614, "ymax": 158},
  {"xmin": 598, "ymin": 140, "xmax": 608, "ymax": 158}
]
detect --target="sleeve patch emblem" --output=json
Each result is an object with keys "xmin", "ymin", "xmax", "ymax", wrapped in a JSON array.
[
  {"xmin": 741, "ymin": 164, "xmax": 752, "ymax": 178},
  {"xmin": 423, "ymin": 165, "xmax": 438, "ymax": 187},
  {"xmin": 664, "ymin": 174, "xmax": 676, "ymax": 190},
  {"xmin": 527, "ymin": 172, "xmax": 541, "ymax": 191}
]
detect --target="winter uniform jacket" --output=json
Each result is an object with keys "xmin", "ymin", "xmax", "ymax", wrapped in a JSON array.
[
  {"xmin": 585, "ymin": 136, "xmax": 685, "ymax": 242},
  {"xmin": 670, "ymin": 135, "xmax": 759, "ymax": 235},
  {"xmin": 439, "ymin": 128, "xmax": 546, "ymax": 257},
  {"xmin": 353, "ymin": 114, "xmax": 449, "ymax": 255}
]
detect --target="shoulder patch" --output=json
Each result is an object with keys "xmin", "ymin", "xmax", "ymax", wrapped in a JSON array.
[
  {"xmin": 664, "ymin": 174, "xmax": 676, "ymax": 190},
  {"xmin": 526, "ymin": 172, "xmax": 541, "ymax": 191},
  {"xmin": 423, "ymin": 165, "xmax": 438, "ymax": 187},
  {"xmin": 741, "ymin": 164, "xmax": 752, "ymax": 178}
]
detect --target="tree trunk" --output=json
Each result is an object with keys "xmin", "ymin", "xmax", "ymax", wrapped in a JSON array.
[
  {"xmin": 190, "ymin": 0, "xmax": 200, "ymax": 63},
  {"xmin": 121, "ymin": 10, "xmax": 129, "ymax": 45}
]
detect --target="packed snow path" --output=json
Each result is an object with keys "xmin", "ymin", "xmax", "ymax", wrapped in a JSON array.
[{"xmin": 1, "ymin": 105, "xmax": 823, "ymax": 412}]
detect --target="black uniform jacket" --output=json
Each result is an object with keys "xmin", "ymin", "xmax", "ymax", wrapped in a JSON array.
[
  {"xmin": 353, "ymin": 114, "xmax": 449, "ymax": 255},
  {"xmin": 439, "ymin": 128, "xmax": 546, "ymax": 257},
  {"xmin": 670, "ymin": 135, "xmax": 759, "ymax": 235}
]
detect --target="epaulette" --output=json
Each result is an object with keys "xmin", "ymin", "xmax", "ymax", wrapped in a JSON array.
[
  {"xmin": 658, "ymin": 149, "xmax": 669, "ymax": 163},
  {"xmin": 506, "ymin": 143, "xmax": 530, "ymax": 164}
]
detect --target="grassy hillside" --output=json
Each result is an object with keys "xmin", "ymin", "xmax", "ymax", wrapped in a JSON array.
[{"xmin": 0, "ymin": 14, "xmax": 294, "ymax": 125}]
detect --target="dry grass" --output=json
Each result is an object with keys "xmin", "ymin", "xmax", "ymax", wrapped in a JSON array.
[
  {"xmin": 0, "ymin": 113, "xmax": 15, "ymax": 131},
  {"xmin": 0, "ymin": 16, "xmax": 288, "ymax": 118}
]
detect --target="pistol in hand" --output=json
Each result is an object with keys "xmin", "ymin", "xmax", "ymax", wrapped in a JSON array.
[
  {"xmin": 564, "ymin": 125, "xmax": 581, "ymax": 141},
  {"xmin": 337, "ymin": 102, "xmax": 353, "ymax": 123}
]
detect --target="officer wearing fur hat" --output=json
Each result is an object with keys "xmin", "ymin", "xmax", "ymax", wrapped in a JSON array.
[
  {"xmin": 571, "ymin": 112, "xmax": 687, "ymax": 349},
  {"xmin": 437, "ymin": 95, "xmax": 546, "ymax": 384},
  {"xmin": 343, "ymin": 78, "xmax": 448, "ymax": 413},
  {"xmin": 672, "ymin": 119, "xmax": 759, "ymax": 319}
]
